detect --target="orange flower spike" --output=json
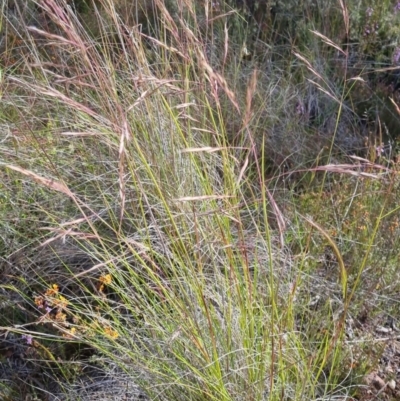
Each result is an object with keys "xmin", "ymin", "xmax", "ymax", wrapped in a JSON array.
[
  {"xmin": 34, "ymin": 296, "xmax": 44, "ymax": 308},
  {"xmin": 55, "ymin": 310, "xmax": 67, "ymax": 322}
]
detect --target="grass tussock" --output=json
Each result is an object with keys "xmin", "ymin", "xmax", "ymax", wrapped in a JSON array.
[{"xmin": 1, "ymin": 0, "xmax": 400, "ymax": 400}]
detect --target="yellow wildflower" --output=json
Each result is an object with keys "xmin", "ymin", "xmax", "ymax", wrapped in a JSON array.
[
  {"xmin": 45, "ymin": 284, "xmax": 59, "ymax": 297},
  {"xmin": 99, "ymin": 274, "xmax": 112, "ymax": 285},
  {"xmin": 104, "ymin": 326, "xmax": 119, "ymax": 339},
  {"xmin": 53, "ymin": 295, "xmax": 68, "ymax": 309},
  {"xmin": 63, "ymin": 327, "xmax": 77, "ymax": 339},
  {"xmin": 99, "ymin": 274, "xmax": 112, "ymax": 292}
]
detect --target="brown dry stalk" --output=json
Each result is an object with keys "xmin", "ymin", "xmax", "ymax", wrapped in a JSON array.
[
  {"xmin": 300, "ymin": 214, "xmax": 347, "ymax": 300},
  {"xmin": 8, "ymin": 77, "xmax": 109, "ymax": 125},
  {"xmin": 4, "ymin": 164, "xmax": 74, "ymax": 198},
  {"xmin": 180, "ymin": 147, "xmax": 228, "ymax": 153},
  {"xmin": 38, "ymin": 228, "xmax": 99, "ymax": 247},
  {"xmin": 314, "ymin": 164, "xmax": 383, "ymax": 178},
  {"xmin": 243, "ymin": 69, "xmax": 258, "ymax": 129},
  {"xmin": 175, "ymin": 195, "xmax": 233, "ymax": 201},
  {"xmin": 390, "ymin": 97, "xmax": 400, "ymax": 116},
  {"xmin": 310, "ymin": 30, "xmax": 346, "ymax": 56},
  {"xmin": 338, "ymin": 0, "xmax": 350, "ymax": 37}
]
